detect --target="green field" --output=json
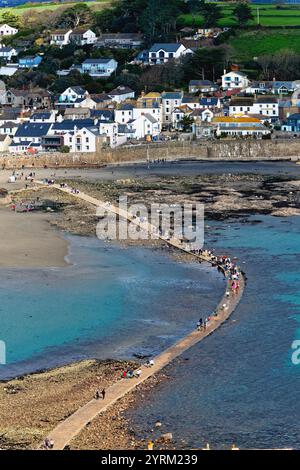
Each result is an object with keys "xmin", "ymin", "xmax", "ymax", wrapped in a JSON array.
[
  {"xmin": 229, "ymin": 28, "xmax": 300, "ymax": 61},
  {"xmin": 179, "ymin": 3, "xmax": 300, "ymax": 28},
  {"xmin": 0, "ymin": 0, "xmax": 112, "ymax": 19}
]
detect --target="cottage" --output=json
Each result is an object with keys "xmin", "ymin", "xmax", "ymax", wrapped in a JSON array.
[
  {"xmin": 6, "ymin": 88, "xmax": 52, "ymax": 108},
  {"xmin": 0, "ymin": 65, "xmax": 18, "ymax": 76},
  {"xmin": 64, "ymin": 107, "xmax": 91, "ymax": 120},
  {"xmin": 50, "ymin": 29, "xmax": 73, "ymax": 46},
  {"xmin": 9, "ymin": 122, "xmax": 52, "ymax": 153},
  {"xmin": 229, "ymin": 97, "xmax": 255, "ymax": 116},
  {"xmin": 0, "ymin": 47, "xmax": 18, "ymax": 61},
  {"xmin": 148, "ymin": 43, "xmax": 193, "ymax": 65},
  {"xmin": 188, "ymin": 80, "xmax": 219, "ymax": 94},
  {"xmin": 282, "ymin": 113, "xmax": 300, "ymax": 132},
  {"xmin": 213, "ymin": 116, "xmax": 270, "ymax": 138},
  {"xmin": 18, "ymin": 55, "xmax": 42, "ymax": 69},
  {"xmin": 127, "ymin": 114, "xmax": 160, "ymax": 140},
  {"xmin": 58, "ymin": 87, "xmax": 88, "ymax": 105},
  {"xmin": 96, "ymin": 33, "xmax": 143, "ymax": 49},
  {"xmin": 252, "ymin": 96, "xmax": 279, "ymax": 119},
  {"xmin": 81, "ymin": 58, "xmax": 118, "ymax": 77},
  {"xmin": 70, "ymin": 29, "xmax": 97, "ymax": 46},
  {"xmin": 0, "ymin": 24, "xmax": 18, "ymax": 36},
  {"xmin": 115, "ymin": 103, "xmax": 135, "ymax": 124},
  {"xmin": 271, "ymin": 81, "xmax": 295, "ymax": 95},
  {"xmin": 222, "ymin": 71, "xmax": 249, "ymax": 90},
  {"xmin": 0, "ymin": 121, "xmax": 18, "ymax": 136},
  {"xmin": 108, "ymin": 86, "xmax": 135, "ymax": 104},
  {"xmin": 74, "ymin": 93, "xmax": 112, "ymax": 110}
]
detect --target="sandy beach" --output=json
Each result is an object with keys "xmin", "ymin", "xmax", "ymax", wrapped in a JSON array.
[{"xmin": 0, "ymin": 207, "xmax": 68, "ymax": 268}]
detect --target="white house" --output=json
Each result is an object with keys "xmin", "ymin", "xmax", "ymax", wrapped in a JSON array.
[
  {"xmin": 81, "ymin": 58, "xmax": 118, "ymax": 77},
  {"xmin": 0, "ymin": 24, "xmax": 18, "ymax": 36},
  {"xmin": 63, "ymin": 126, "xmax": 105, "ymax": 152},
  {"xmin": 115, "ymin": 104, "xmax": 134, "ymax": 124},
  {"xmin": 0, "ymin": 47, "xmax": 18, "ymax": 61},
  {"xmin": 251, "ymin": 96, "xmax": 279, "ymax": 118},
  {"xmin": 50, "ymin": 29, "xmax": 73, "ymax": 46},
  {"xmin": 70, "ymin": 29, "xmax": 97, "ymax": 46},
  {"xmin": 58, "ymin": 86, "xmax": 89, "ymax": 104},
  {"xmin": 108, "ymin": 86, "xmax": 135, "ymax": 104},
  {"xmin": 127, "ymin": 114, "xmax": 160, "ymax": 139},
  {"xmin": 9, "ymin": 122, "xmax": 52, "ymax": 153},
  {"xmin": 222, "ymin": 71, "xmax": 249, "ymax": 90},
  {"xmin": 161, "ymin": 91, "xmax": 183, "ymax": 125},
  {"xmin": 148, "ymin": 43, "xmax": 193, "ymax": 65}
]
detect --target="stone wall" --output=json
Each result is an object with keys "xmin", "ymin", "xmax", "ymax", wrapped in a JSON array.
[{"xmin": 1, "ymin": 139, "xmax": 300, "ymax": 169}]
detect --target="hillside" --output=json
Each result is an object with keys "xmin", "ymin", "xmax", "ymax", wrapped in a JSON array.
[{"xmin": 0, "ymin": 0, "xmax": 113, "ymax": 19}]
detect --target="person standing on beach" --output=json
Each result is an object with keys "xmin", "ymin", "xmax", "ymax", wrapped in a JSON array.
[{"xmin": 101, "ymin": 388, "xmax": 106, "ymax": 400}]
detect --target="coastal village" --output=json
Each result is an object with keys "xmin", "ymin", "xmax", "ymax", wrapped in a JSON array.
[{"xmin": 0, "ymin": 4, "xmax": 299, "ymax": 156}]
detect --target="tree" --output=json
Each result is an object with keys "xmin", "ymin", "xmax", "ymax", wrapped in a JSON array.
[
  {"xmin": 1, "ymin": 11, "xmax": 20, "ymax": 28},
  {"xmin": 139, "ymin": 0, "xmax": 181, "ymax": 43},
  {"xmin": 233, "ymin": 2, "xmax": 254, "ymax": 28},
  {"xmin": 57, "ymin": 4, "xmax": 92, "ymax": 28},
  {"xmin": 179, "ymin": 115, "xmax": 194, "ymax": 132},
  {"xmin": 201, "ymin": 2, "xmax": 222, "ymax": 28}
]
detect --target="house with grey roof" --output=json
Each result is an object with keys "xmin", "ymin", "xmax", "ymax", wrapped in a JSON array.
[
  {"xmin": 147, "ymin": 43, "xmax": 193, "ymax": 65},
  {"xmin": 9, "ymin": 122, "xmax": 52, "ymax": 153},
  {"xmin": 189, "ymin": 80, "xmax": 219, "ymax": 94},
  {"xmin": 0, "ymin": 47, "xmax": 18, "ymax": 61},
  {"xmin": 81, "ymin": 58, "xmax": 118, "ymax": 77},
  {"xmin": 108, "ymin": 86, "xmax": 135, "ymax": 103},
  {"xmin": 161, "ymin": 91, "xmax": 184, "ymax": 125}
]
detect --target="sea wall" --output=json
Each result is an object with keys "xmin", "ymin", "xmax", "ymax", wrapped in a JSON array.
[{"xmin": 2, "ymin": 139, "xmax": 300, "ymax": 168}]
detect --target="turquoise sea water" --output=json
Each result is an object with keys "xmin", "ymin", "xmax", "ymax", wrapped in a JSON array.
[
  {"xmin": 129, "ymin": 215, "xmax": 300, "ymax": 449},
  {"xmin": 0, "ymin": 236, "xmax": 224, "ymax": 380}
]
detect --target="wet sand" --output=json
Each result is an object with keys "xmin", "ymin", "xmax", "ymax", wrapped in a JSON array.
[{"xmin": 0, "ymin": 207, "xmax": 68, "ymax": 268}]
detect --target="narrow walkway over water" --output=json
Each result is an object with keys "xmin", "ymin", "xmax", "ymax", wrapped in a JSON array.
[{"xmin": 33, "ymin": 181, "xmax": 245, "ymax": 450}]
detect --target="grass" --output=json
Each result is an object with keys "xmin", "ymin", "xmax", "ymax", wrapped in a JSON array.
[
  {"xmin": 179, "ymin": 3, "xmax": 300, "ymax": 28},
  {"xmin": 229, "ymin": 29, "xmax": 300, "ymax": 61},
  {"xmin": 0, "ymin": 0, "xmax": 113, "ymax": 19}
]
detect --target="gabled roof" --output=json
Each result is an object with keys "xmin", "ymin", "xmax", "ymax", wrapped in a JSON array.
[
  {"xmin": 90, "ymin": 109, "xmax": 114, "ymax": 120},
  {"xmin": 255, "ymin": 96, "xmax": 278, "ymax": 104},
  {"xmin": 149, "ymin": 43, "xmax": 184, "ymax": 53},
  {"xmin": 0, "ymin": 47, "xmax": 16, "ymax": 53},
  {"xmin": 82, "ymin": 58, "xmax": 115, "ymax": 64},
  {"xmin": 143, "ymin": 113, "xmax": 157, "ymax": 124},
  {"xmin": 200, "ymin": 97, "xmax": 219, "ymax": 106},
  {"xmin": 66, "ymin": 86, "xmax": 87, "ymax": 95},
  {"xmin": 161, "ymin": 92, "xmax": 183, "ymax": 100},
  {"xmin": 189, "ymin": 80, "xmax": 214, "ymax": 86},
  {"xmin": 51, "ymin": 119, "xmax": 95, "ymax": 131},
  {"xmin": 15, "ymin": 122, "xmax": 51, "ymax": 138},
  {"xmin": 109, "ymin": 86, "xmax": 134, "ymax": 96}
]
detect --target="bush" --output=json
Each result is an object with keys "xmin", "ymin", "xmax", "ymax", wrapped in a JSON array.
[{"xmin": 59, "ymin": 145, "xmax": 70, "ymax": 153}]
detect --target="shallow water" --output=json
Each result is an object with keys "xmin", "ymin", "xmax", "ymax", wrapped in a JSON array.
[
  {"xmin": 0, "ymin": 236, "xmax": 224, "ymax": 380},
  {"xmin": 129, "ymin": 215, "xmax": 300, "ymax": 450}
]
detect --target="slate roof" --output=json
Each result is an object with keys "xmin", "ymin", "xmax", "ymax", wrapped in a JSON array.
[
  {"xmin": 15, "ymin": 123, "xmax": 51, "ymax": 138},
  {"xmin": 149, "ymin": 43, "xmax": 183, "ymax": 53}
]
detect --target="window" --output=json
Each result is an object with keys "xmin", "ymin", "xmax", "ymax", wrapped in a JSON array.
[{"xmin": 86, "ymin": 137, "xmax": 89, "ymax": 142}]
